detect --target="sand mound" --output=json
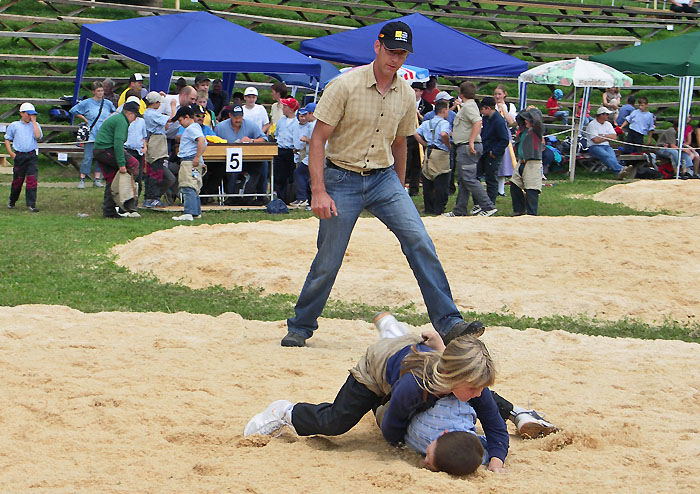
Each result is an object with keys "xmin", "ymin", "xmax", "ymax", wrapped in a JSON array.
[
  {"xmin": 114, "ymin": 215, "xmax": 700, "ymax": 322},
  {"xmin": 1, "ymin": 305, "xmax": 697, "ymax": 493},
  {"xmin": 593, "ymin": 180, "xmax": 700, "ymax": 214}
]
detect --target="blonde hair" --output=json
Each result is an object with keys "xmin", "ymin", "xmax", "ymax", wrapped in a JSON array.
[{"xmin": 401, "ymin": 336, "xmax": 495, "ymax": 395}]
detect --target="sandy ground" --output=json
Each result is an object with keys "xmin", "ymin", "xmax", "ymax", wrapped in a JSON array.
[
  {"xmin": 1, "ymin": 304, "xmax": 698, "ymax": 494},
  {"xmin": 115, "ymin": 213, "xmax": 700, "ymax": 323},
  {"xmin": 593, "ymin": 180, "xmax": 700, "ymax": 215}
]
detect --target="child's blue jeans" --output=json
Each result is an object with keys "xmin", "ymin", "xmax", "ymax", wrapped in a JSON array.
[{"xmin": 181, "ymin": 187, "xmax": 201, "ymax": 216}]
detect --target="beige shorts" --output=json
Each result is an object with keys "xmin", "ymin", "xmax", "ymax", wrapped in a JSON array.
[{"xmin": 511, "ymin": 160, "xmax": 543, "ymax": 191}]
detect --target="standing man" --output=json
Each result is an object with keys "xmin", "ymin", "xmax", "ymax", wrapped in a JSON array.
[
  {"xmin": 282, "ymin": 22, "xmax": 484, "ymax": 347},
  {"xmin": 117, "ymin": 73, "xmax": 147, "ymax": 113}
]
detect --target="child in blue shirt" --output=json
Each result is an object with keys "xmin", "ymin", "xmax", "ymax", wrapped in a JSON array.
[
  {"xmin": 414, "ymin": 100, "xmax": 452, "ymax": 215},
  {"xmin": 171, "ymin": 105, "xmax": 207, "ymax": 221},
  {"xmin": 143, "ymin": 91, "xmax": 176, "ymax": 208},
  {"xmin": 290, "ymin": 103, "xmax": 317, "ymax": 209},
  {"xmin": 273, "ymin": 97, "xmax": 299, "ymax": 202},
  {"xmin": 5, "ymin": 102, "xmax": 42, "ymax": 212},
  {"xmin": 621, "ymin": 96, "xmax": 655, "ymax": 153}
]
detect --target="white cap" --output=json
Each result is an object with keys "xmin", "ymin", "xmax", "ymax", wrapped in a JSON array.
[
  {"xmin": 145, "ymin": 91, "xmax": 165, "ymax": 104},
  {"xmin": 434, "ymin": 91, "xmax": 453, "ymax": 102},
  {"xmin": 596, "ymin": 106, "xmax": 613, "ymax": 115},
  {"xmin": 244, "ymin": 87, "xmax": 258, "ymax": 96},
  {"xmin": 19, "ymin": 102, "xmax": 37, "ymax": 114},
  {"xmin": 126, "ymin": 96, "xmax": 141, "ymax": 104}
]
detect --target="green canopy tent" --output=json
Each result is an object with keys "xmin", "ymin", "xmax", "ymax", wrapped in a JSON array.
[{"xmin": 592, "ymin": 33, "xmax": 700, "ymax": 178}]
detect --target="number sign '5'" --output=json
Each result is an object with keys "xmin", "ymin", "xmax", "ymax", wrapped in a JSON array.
[{"xmin": 225, "ymin": 147, "xmax": 244, "ymax": 172}]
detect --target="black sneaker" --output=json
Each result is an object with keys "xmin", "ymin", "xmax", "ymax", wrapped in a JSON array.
[
  {"xmin": 28, "ymin": 206, "xmax": 39, "ymax": 213},
  {"xmin": 281, "ymin": 331, "xmax": 307, "ymax": 347},
  {"xmin": 442, "ymin": 320, "xmax": 486, "ymax": 345},
  {"xmin": 8, "ymin": 202, "xmax": 15, "ymax": 209}
]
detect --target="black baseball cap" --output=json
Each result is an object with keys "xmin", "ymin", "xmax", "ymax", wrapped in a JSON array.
[
  {"xmin": 194, "ymin": 74, "xmax": 210, "ymax": 85},
  {"xmin": 378, "ymin": 21, "xmax": 413, "ymax": 53},
  {"xmin": 122, "ymin": 101, "xmax": 142, "ymax": 117},
  {"xmin": 411, "ymin": 81, "xmax": 426, "ymax": 90},
  {"xmin": 229, "ymin": 105, "xmax": 244, "ymax": 117},
  {"xmin": 189, "ymin": 103, "xmax": 206, "ymax": 115},
  {"xmin": 170, "ymin": 106, "xmax": 194, "ymax": 122}
]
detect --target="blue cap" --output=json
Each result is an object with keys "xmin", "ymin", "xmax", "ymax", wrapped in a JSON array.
[
  {"xmin": 553, "ymin": 89, "xmax": 564, "ymax": 99},
  {"xmin": 298, "ymin": 102, "xmax": 317, "ymax": 115}
]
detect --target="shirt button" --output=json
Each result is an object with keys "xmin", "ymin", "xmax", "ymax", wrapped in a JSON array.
[
  {"xmin": 371, "ymin": 145, "xmax": 374, "ymax": 148},
  {"xmin": 381, "ymin": 113, "xmax": 384, "ymax": 117},
  {"xmin": 376, "ymin": 129, "xmax": 379, "ymax": 132}
]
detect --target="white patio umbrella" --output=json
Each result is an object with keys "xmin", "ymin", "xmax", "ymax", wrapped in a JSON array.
[{"xmin": 518, "ymin": 58, "xmax": 633, "ymax": 181}]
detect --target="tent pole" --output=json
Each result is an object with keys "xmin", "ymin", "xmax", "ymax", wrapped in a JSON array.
[
  {"xmin": 569, "ymin": 86, "xmax": 577, "ymax": 182},
  {"xmin": 676, "ymin": 76, "xmax": 694, "ymax": 179},
  {"xmin": 313, "ymin": 81, "xmax": 319, "ymax": 102}
]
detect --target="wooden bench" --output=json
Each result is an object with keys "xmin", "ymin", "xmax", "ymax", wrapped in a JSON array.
[{"xmin": 500, "ymin": 31, "xmax": 640, "ymax": 52}]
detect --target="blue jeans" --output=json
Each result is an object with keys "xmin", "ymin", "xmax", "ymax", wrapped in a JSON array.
[
  {"xmin": 554, "ymin": 110, "xmax": 569, "ymax": 125},
  {"xmin": 287, "ymin": 165, "xmax": 463, "ymax": 340},
  {"xmin": 588, "ymin": 145, "xmax": 623, "ymax": 173},
  {"xmin": 79, "ymin": 142, "xmax": 95, "ymax": 176},
  {"xmin": 181, "ymin": 186, "xmax": 201, "ymax": 216},
  {"xmin": 657, "ymin": 148, "xmax": 692, "ymax": 171}
]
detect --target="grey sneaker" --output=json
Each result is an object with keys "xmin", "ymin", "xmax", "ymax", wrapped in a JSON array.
[
  {"xmin": 244, "ymin": 400, "xmax": 293, "ymax": 437},
  {"xmin": 442, "ymin": 320, "xmax": 486, "ymax": 345},
  {"xmin": 93, "ymin": 178, "xmax": 104, "ymax": 188},
  {"xmin": 78, "ymin": 178, "xmax": 85, "ymax": 189},
  {"xmin": 28, "ymin": 206, "xmax": 39, "ymax": 213},
  {"xmin": 514, "ymin": 410, "xmax": 559, "ymax": 439},
  {"xmin": 281, "ymin": 331, "xmax": 307, "ymax": 347},
  {"xmin": 442, "ymin": 211, "xmax": 456, "ymax": 217},
  {"xmin": 8, "ymin": 201, "xmax": 15, "ymax": 209}
]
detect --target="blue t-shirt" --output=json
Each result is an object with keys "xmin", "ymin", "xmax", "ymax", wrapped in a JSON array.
[
  {"xmin": 4, "ymin": 120, "xmax": 42, "ymax": 152},
  {"xmin": 275, "ymin": 115, "xmax": 297, "ymax": 149},
  {"xmin": 124, "ymin": 117, "xmax": 147, "ymax": 154},
  {"xmin": 177, "ymin": 124, "xmax": 215, "ymax": 137},
  {"xmin": 423, "ymin": 109, "xmax": 457, "ymax": 130},
  {"xmin": 214, "ymin": 118, "xmax": 267, "ymax": 143},
  {"xmin": 405, "ymin": 395, "xmax": 477, "ymax": 455},
  {"xmin": 416, "ymin": 116, "xmax": 450, "ymax": 152},
  {"xmin": 178, "ymin": 122, "xmax": 206, "ymax": 159},
  {"xmin": 144, "ymin": 107, "xmax": 170, "ymax": 136},
  {"xmin": 70, "ymin": 97, "xmax": 116, "ymax": 142},
  {"xmin": 626, "ymin": 109, "xmax": 655, "ymax": 135}
]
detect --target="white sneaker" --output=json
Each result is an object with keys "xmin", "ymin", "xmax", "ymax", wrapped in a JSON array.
[
  {"xmin": 126, "ymin": 211, "xmax": 141, "ymax": 218},
  {"xmin": 77, "ymin": 179, "xmax": 85, "ymax": 189},
  {"xmin": 289, "ymin": 199, "xmax": 309, "ymax": 209},
  {"xmin": 470, "ymin": 205, "xmax": 482, "ymax": 215},
  {"xmin": 442, "ymin": 211, "xmax": 456, "ymax": 217},
  {"xmin": 172, "ymin": 214, "xmax": 194, "ymax": 221},
  {"xmin": 244, "ymin": 400, "xmax": 293, "ymax": 437},
  {"xmin": 477, "ymin": 208, "xmax": 497, "ymax": 217},
  {"xmin": 513, "ymin": 410, "xmax": 559, "ymax": 439}
]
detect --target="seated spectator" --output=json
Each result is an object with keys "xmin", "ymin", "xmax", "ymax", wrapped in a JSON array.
[
  {"xmin": 576, "ymin": 97, "xmax": 592, "ymax": 128},
  {"xmin": 616, "ymin": 95, "xmax": 636, "ymax": 127},
  {"xmin": 602, "ymin": 86, "xmax": 621, "ymax": 124},
  {"xmin": 209, "ymin": 78, "xmax": 230, "ymax": 117},
  {"xmin": 585, "ymin": 107, "xmax": 633, "ymax": 179},
  {"xmin": 546, "ymin": 89, "xmax": 569, "ymax": 125},
  {"xmin": 670, "ymin": 0, "xmax": 697, "ymax": 15},
  {"xmin": 273, "ymin": 97, "xmax": 300, "ymax": 202},
  {"xmin": 620, "ymin": 96, "xmax": 654, "ymax": 153},
  {"xmin": 214, "ymin": 105, "xmax": 268, "ymax": 203},
  {"xmin": 656, "ymin": 119, "xmax": 696, "ymax": 177}
]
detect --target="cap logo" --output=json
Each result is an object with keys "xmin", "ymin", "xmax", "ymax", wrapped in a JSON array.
[{"xmin": 395, "ymin": 30, "xmax": 408, "ymax": 42}]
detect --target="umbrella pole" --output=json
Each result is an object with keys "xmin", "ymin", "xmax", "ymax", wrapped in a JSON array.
[{"xmin": 569, "ymin": 87, "xmax": 577, "ymax": 182}]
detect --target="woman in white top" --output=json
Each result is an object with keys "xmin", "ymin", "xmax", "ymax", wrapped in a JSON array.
[
  {"xmin": 493, "ymin": 85, "xmax": 518, "ymax": 197},
  {"xmin": 602, "ymin": 87, "xmax": 621, "ymax": 124}
]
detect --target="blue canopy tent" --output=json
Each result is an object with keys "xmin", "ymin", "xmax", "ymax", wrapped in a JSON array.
[
  {"xmin": 266, "ymin": 58, "xmax": 340, "ymax": 91},
  {"xmin": 72, "ymin": 11, "xmax": 321, "ymax": 104},
  {"xmin": 299, "ymin": 13, "xmax": 527, "ymax": 77}
]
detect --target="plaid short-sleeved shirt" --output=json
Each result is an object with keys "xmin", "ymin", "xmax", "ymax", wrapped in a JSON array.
[{"xmin": 314, "ymin": 62, "xmax": 417, "ymax": 173}]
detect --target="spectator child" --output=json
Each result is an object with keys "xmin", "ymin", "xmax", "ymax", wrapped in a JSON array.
[
  {"xmin": 290, "ymin": 103, "xmax": 316, "ymax": 209},
  {"xmin": 616, "ymin": 95, "xmax": 636, "ymax": 127},
  {"xmin": 620, "ymin": 96, "xmax": 654, "ymax": 153},
  {"xmin": 511, "ymin": 108, "xmax": 544, "ymax": 216},
  {"xmin": 546, "ymin": 88, "xmax": 569, "ymax": 125},
  {"xmin": 414, "ymin": 99, "xmax": 452, "ymax": 215},
  {"xmin": 143, "ymin": 91, "xmax": 176, "ymax": 208},
  {"xmin": 269, "ymin": 82, "xmax": 288, "ymax": 136},
  {"xmin": 196, "ymin": 90, "xmax": 217, "ymax": 129},
  {"xmin": 171, "ymin": 106, "xmax": 207, "ymax": 222},
  {"xmin": 123, "ymin": 97, "xmax": 148, "ymax": 206},
  {"xmin": 493, "ymin": 85, "xmax": 517, "ymax": 197},
  {"xmin": 5, "ymin": 102, "xmax": 42, "ymax": 212},
  {"xmin": 478, "ymin": 96, "xmax": 510, "ymax": 209},
  {"xmin": 273, "ymin": 97, "xmax": 300, "ymax": 202}
]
